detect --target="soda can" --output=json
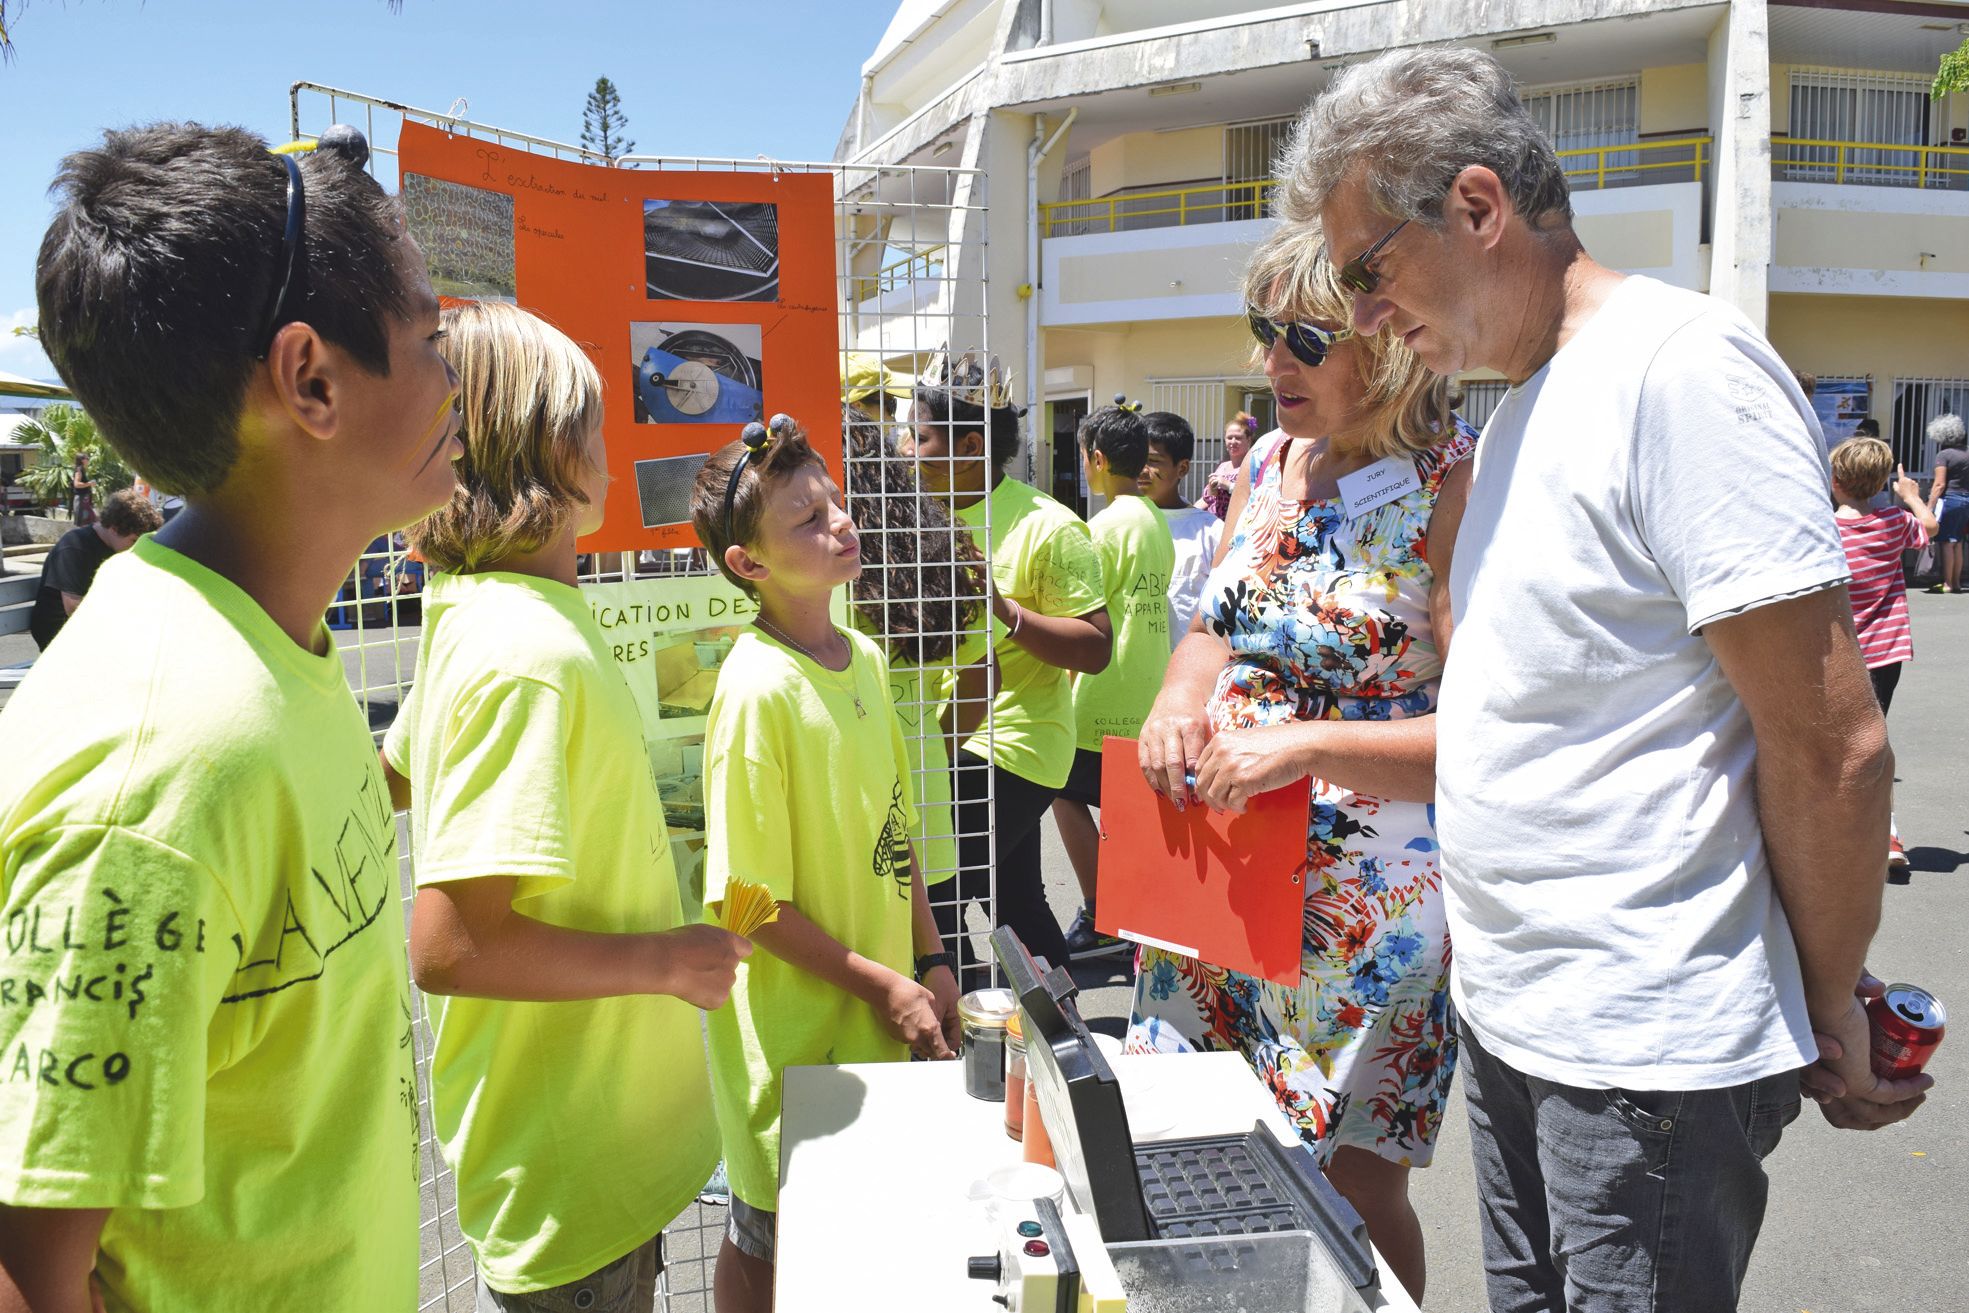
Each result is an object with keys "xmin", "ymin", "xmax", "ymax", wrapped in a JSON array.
[{"xmin": 1866, "ymin": 983, "xmax": 1945, "ymax": 1081}]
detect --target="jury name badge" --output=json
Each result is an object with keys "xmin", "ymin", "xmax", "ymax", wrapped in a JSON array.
[{"xmin": 1336, "ymin": 456, "xmax": 1421, "ymax": 519}]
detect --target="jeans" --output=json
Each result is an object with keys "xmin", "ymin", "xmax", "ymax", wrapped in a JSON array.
[
  {"xmin": 939, "ymin": 749, "xmax": 1070, "ymax": 989},
  {"xmin": 1460, "ymin": 1021, "xmax": 1801, "ymax": 1313},
  {"xmin": 474, "ymin": 1235, "xmax": 662, "ymax": 1313}
]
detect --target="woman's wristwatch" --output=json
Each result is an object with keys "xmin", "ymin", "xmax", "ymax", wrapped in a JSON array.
[{"xmin": 913, "ymin": 951, "xmax": 957, "ymax": 982}]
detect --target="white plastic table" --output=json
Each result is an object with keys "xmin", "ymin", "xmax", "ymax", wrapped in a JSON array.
[{"xmin": 775, "ymin": 1050, "xmax": 1423, "ymax": 1311}]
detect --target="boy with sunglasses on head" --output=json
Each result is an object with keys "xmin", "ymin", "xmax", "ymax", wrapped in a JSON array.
[
  {"xmin": 1054, "ymin": 402, "xmax": 1176, "ymax": 956},
  {"xmin": 0, "ymin": 124, "xmax": 459, "ymax": 1311},
  {"xmin": 689, "ymin": 417, "xmax": 960, "ymax": 1313}
]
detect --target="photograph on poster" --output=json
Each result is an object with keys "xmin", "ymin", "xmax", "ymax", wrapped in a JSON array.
[
  {"xmin": 1812, "ymin": 378, "xmax": 1871, "ymax": 444},
  {"xmin": 644, "ymin": 199, "xmax": 779, "ymax": 302},
  {"xmin": 630, "ymin": 322, "xmax": 764, "ymax": 426},
  {"xmin": 633, "ymin": 453, "xmax": 714, "ymax": 530},
  {"xmin": 401, "ymin": 172, "xmax": 517, "ymax": 302}
]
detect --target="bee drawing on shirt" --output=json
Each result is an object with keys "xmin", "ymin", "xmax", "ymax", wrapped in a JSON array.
[{"xmin": 875, "ymin": 777, "xmax": 912, "ymax": 900}]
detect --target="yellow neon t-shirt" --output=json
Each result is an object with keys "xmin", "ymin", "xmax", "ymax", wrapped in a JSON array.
[
  {"xmin": 383, "ymin": 571, "xmax": 718, "ymax": 1292},
  {"xmin": 1074, "ymin": 495, "xmax": 1175, "ymax": 751},
  {"xmin": 880, "ymin": 624, "xmax": 988, "ymax": 887},
  {"xmin": 956, "ymin": 478, "xmax": 1107, "ymax": 788},
  {"xmin": 0, "ymin": 537, "xmax": 418, "ymax": 1313},
  {"xmin": 702, "ymin": 627, "xmax": 917, "ymax": 1209}
]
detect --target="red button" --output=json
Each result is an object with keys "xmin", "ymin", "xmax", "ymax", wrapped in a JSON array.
[{"xmin": 1023, "ymin": 1240, "xmax": 1050, "ymax": 1258}]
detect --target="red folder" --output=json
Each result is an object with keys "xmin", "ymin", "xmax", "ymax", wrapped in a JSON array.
[{"xmin": 1093, "ymin": 735, "xmax": 1309, "ymax": 988}]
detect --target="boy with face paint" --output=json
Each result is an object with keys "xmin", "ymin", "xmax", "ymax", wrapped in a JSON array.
[{"xmin": 0, "ymin": 123, "xmax": 460, "ymax": 1311}]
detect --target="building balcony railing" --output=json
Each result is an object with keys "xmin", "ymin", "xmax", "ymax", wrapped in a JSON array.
[
  {"xmin": 850, "ymin": 243, "xmax": 948, "ymax": 304},
  {"xmin": 1557, "ymin": 135, "xmax": 1709, "ymax": 191},
  {"xmin": 1038, "ymin": 137, "xmax": 1711, "ymax": 237},
  {"xmin": 1039, "ymin": 179, "xmax": 1274, "ymax": 237},
  {"xmin": 1772, "ymin": 136, "xmax": 1969, "ymax": 190}
]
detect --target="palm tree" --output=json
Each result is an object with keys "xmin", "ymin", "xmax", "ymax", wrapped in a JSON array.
[{"xmin": 15, "ymin": 404, "xmax": 133, "ymax": 508}]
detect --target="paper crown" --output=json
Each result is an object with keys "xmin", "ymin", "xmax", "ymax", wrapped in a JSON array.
[{"xmin": 925, "ymin": 347, "xmax": 1018, "ymax": 412}]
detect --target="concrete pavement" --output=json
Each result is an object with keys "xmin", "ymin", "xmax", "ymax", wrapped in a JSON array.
[{"xmin": 1048, "ymin": 588, "xmax": 1965, "ymax": 1312}]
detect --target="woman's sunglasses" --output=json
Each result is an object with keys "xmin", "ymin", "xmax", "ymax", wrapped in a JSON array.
[{"xmin": 1246, "ymin": 312, "xmax": 1355, "ymax": 368}]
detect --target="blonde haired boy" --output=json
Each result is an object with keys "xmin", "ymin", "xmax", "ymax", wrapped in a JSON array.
[
  {"xmin": 1828, "ymin": 435, "xmax": 1936, "ymax": 877},
  {"xmin": 382, "ymin": 301, "xmax": 746, "ymax": 1310}
]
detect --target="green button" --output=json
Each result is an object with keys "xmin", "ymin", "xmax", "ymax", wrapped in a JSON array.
[{"xmin": 1017, "ymin": 1221, "xmax": 1043, "ymax": 1238}]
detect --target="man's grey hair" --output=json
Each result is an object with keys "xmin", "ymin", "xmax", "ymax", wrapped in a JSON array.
[
  {"xmin": 1929, "ymin": 412, "xmax": 1967, "ymax": 451},
  {"xmin": 1276, "ymin": 46, "xmax": 1573, "ymax": 230}
]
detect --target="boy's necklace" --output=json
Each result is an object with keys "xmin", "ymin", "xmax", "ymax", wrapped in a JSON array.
[{"xmin": 754, "ymin": 619, "xmax": 866, "ymax": 718}]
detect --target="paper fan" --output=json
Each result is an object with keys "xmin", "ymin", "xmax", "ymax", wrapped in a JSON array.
[{"xmin": 716, "ymin": 879, "xmax": 781, "ymax": 938}]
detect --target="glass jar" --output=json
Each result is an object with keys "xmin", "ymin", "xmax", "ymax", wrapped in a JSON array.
[
  {"xmin": 1004, "ymin": 1011, "xmax": 1028, "ymax": 1141},
  {"xmin": 958, "ymin": 988, "xmax": 1016, "ymax": 1102}
]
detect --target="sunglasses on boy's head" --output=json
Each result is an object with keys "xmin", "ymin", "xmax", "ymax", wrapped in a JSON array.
[
  {"xmin": 1338, "ymin": 217, "xmax": 1409, "ymax": 296},
  {"xmin": 1246, "ymin": 311, "xmax": 1355, "ymax": 368}
]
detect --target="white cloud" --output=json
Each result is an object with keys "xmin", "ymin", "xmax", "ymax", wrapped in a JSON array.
[{"xmin": 0, "ymin": 308, "xmax": 56, "ymax": 382}]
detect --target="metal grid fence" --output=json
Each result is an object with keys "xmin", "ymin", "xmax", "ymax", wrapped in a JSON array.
[{"xmin": 292, "ymin": 84, "xmax": 993, "ymax": 1313}]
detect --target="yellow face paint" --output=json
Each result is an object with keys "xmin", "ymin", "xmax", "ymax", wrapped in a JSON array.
[{"xmin": 409, "ymin": 388, "xmax": 462, "ymax": 474}]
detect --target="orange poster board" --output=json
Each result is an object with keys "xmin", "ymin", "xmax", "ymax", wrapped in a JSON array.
[
  {"xmin": 397, "ymin": 121, "xmax": 842, "ymax": 551},
  {"xmin": 1093, "ymin": 736, "xmax": 1309, "ymax": 987}
]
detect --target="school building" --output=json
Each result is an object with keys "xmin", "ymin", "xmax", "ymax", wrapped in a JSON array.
[{"xmin": 833, "ymin": 0, "xmax": 1969, "ymax": 507}]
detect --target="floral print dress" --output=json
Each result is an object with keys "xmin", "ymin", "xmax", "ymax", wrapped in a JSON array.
[{"xmin": 1125, "ymin": 421, "xmax": 1475, "ymax": 1168}]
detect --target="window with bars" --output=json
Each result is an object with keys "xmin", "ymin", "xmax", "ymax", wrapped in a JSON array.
[
  {"xmin": 1524, "ymin": 78, "xmax": 1640, "ymax": 189},
  {"xmin": 1454, "ymin": 380, "xmax": 1510, "ymax": 430},
  {"xmin": 1054, "ymin": 157, "xmax": 1092, "ymax": 236},
  {"xmin": 1784, "ymin": 70, "xmax": 1936, "ymax": 187},
  {"xmin": 1892, "ymin": 377, "xmax": 1969, "ymax": 480},
  {"xmin": 1224, "ymin": 118, "xmax": 1293, "ymax": 219}
]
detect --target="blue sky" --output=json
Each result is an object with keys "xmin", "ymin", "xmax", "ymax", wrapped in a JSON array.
[{"xmin": 0, "ymin": 0, "xmax": 896, "ymax": 381}]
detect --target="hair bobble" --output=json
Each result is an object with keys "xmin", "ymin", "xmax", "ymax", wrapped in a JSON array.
[
  {"xmin": 1110, "ymin": 393, "xmax": 1143, "ymax": 413},
  {"xmin": 723, "ymin": 412, "xmax": 800, "ymax": 545}
]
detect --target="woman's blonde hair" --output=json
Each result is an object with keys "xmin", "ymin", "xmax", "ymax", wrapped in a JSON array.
[
  {"xmin": 1829, "ymin": 436, "xmax": 1894, "ymax": 496},
  {"xmin": 1241, "ymin": 224, "xmax": 1449, "ymax": 461},
  {"xmin": 410, "ymin": 301, "xmax": 604, "ymax": 573}
]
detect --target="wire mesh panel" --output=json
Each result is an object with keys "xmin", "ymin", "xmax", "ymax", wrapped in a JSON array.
[{"xmin": 291, "ymin": 84, "xmax": 992, "ymax": 1313}]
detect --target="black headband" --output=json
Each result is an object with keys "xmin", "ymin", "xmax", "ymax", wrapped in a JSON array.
[{"xmin": 722, "ymin": 413, "xmax": 797, "ymax": 546}]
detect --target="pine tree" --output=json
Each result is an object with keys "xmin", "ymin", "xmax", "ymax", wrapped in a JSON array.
[{"xmin": 581, "ymin": 77, "xmax": 635, "ymax": 161}]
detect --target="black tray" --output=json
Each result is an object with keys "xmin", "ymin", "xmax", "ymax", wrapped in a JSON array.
[{"xmin": 1133, "ymin": 1124, "xmax": 1377, "ymax": 1290}]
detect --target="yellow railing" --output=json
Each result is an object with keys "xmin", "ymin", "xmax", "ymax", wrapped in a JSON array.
[
  {"xmin": 851, "ymin": 243, "xmax": 947, "ymax": 303},
  {"xmin": 1039, "ymin": 178, "xmax": 1275, "ymax": 237},
  {"xmin": 1555, "ymin": 135, "xmax": 1710, "ymax": 190},
  {"xmin": 1038, "ymin": 138, "xmax": 1714, "ymax": 236},
  {"xmin": 1772, "ymin": 136, "xmax": 1969, "ymax": 189}
]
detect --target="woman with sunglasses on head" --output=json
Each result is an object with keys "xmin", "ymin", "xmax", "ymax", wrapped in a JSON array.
[{"xmin": 1127, "ymin": 224, "xmax": 1475, "ymax": 1304}]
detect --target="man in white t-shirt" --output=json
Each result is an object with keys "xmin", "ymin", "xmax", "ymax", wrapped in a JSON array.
[
  {"xmin": 1139, "ymin": 411, "xmax": 1224, "ymax": 646},
  {"xmin": 1283, "ymin": 46, "xmax": 1932, "ymax": 1311}
]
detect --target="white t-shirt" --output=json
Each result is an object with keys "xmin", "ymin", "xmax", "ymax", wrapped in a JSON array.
[
  {"xmin": 1161, "ymin": 504, "xmax": 1223, "ymax": 647},
  {"xmin": 1437, "ymin": 276, "xmax": 1850, "ymax": 1091}
]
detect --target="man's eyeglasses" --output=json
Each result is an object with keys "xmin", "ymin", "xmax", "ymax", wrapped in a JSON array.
[
  {"xmin": 1246, "ymin": 312, "xmax": 1354, "ymax": 368},
  {"xmin": 1338, "ymin": 218, "xmax": 1409, "ymax": 296}
]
